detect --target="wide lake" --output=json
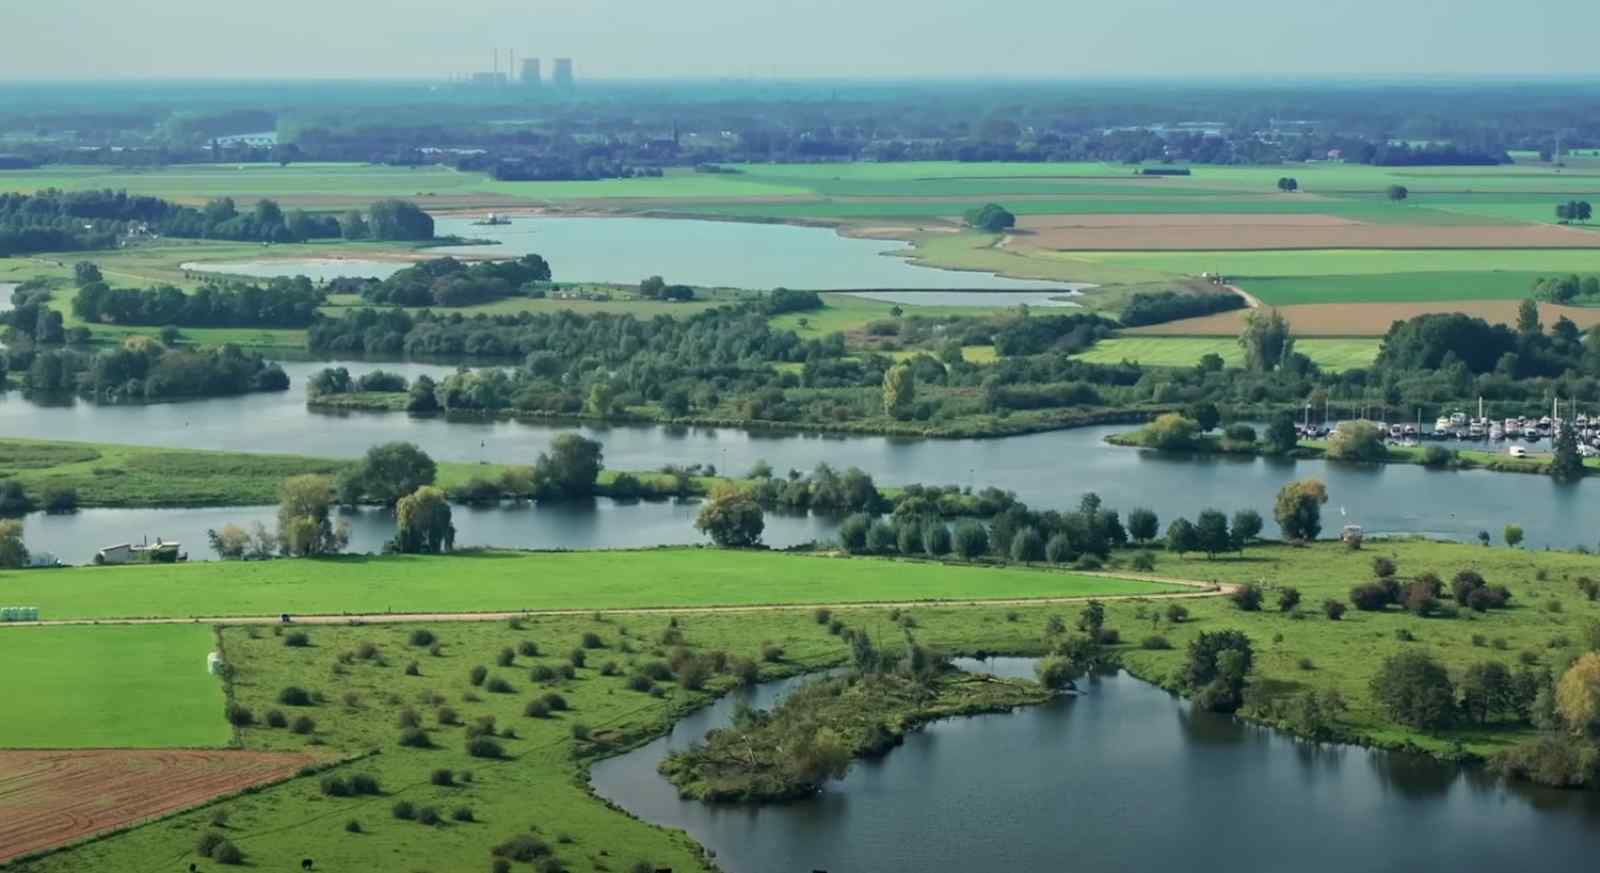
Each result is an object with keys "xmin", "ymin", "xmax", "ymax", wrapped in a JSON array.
[
  {"xmin": 2, "ymin": 359, "xmax": 1596, "ymax": 550},
  {"xmin": 183, "ymin": 216, "xmax": 1084, "ymax": 291},
  {"xmin": 591, "ymin": 659, "xmax": 1600, "ymax": 873}
]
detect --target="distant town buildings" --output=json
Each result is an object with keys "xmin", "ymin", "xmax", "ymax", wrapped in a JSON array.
[
  {"xmin": 553, "ymin": 58, "xmax": 574, "ymax": 92},
  {"xmin": 521, "ymin": 58, "xmax": 541, "ymax": 88}
]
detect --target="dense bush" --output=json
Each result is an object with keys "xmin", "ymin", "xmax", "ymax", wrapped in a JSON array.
[{"xmin": 1119, "ymin": 289, "xmax": 1245, "ymax": 327}]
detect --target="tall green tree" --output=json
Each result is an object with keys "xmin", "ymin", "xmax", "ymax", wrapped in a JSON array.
[
  {"xmin": 1237, "ymin": 308, "xmax": 1295, "ymax": 372},
  {"xmin": 1274, "ymin": 478, "xmax": 1328, "ymax": 541},
  {"xmin": 1550, "ymin": 417, "xmax": 1585, "ymax": 484},
  {"xmin": 1194, "ymin": 509, "xmax": 1231, "ymax": 558},
  {"xmin": 276, "ymin": 474, "xmax": 347, "ymax": 557},
  {"xmin": 882, "ymin": 363, "xmax": 916, "ymax": 419},
  {"xmin": 0, "ymin": 519, "xmax": 28, "ymax": 568},
  {"xmin": 1370, "ymin": 650, "xmax": 1456, "ymax": 730},
  {"xmin": 534, "ymin": 434, "xmax": 604, "ymax": 498},
  {"xmin": 394, "ymin": 485, "xmax": 455, "ymax": 554},
  {"xmin": 694, "ymin": 484, "xmax": 766, "ymax": 548},
  {"xmin": 341, "ymin": 442, "xmax": 437, "ymax": 505}
]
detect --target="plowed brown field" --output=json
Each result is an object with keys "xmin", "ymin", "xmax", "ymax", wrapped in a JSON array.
[
  {"xmin": 0, "ymin": 749, "xmax": 313, "ymax": 863},
  {"xmin": 1011, "ymin": 213, "xmax": 1600, "ymax": 250},
  {"xmin": 1125, "ymin": 301, "xmax": 1600, "ymax": 337}
]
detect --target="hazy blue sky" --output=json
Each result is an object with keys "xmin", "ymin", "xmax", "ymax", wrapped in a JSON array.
[{"xmin": 0, "ymin": 0, "xmax": 1593, "ymax": 79}]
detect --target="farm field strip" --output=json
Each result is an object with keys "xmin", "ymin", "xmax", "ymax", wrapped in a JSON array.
[
  {"xmin": 1125, "ymin": 299, "xmax": 1600, "ymax": 337},
  {"xmin": 1072, "ymin": 336, "xmax": 1379, "ymax": 371},
  {"xmin": 0, "ymin": 749, "xmax": 315, "ymax": 865}
]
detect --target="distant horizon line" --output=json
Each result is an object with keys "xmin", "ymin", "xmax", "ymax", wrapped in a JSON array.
[{"xmin": 6, "ymin": 72, "xmax": 1600, "ymax": 87}]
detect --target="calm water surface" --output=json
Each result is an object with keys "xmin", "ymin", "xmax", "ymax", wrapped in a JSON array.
[
  {"xmin": 15, "ymin": 499, "xmax": 840, "ymax": 565},
  {"xmin": 1, "ymin": 358, "xmax": 1596, "ymax": 549},
  {"xmin": 590, "ymin": 660, "xmax": 1600, "ymax": 873},
  {"xmin": 184, "ymin": 216, "xmax": 1082, "ymax": 291}
]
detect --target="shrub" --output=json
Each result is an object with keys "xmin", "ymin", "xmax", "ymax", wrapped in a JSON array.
[
  {"xmin": 731, "ymin": 657, "xmax": 760, "ymax": 686},
  {"xmin": 526, "ymin": 699, "xmax": 551, "ymax": 718},
  {"xmin": 1373, "ymin": 557, "xmax": 1397, "ymax": 579},
  {"xmin": 356, "ymin": 642, "xmax": 380, "ymax": 660},
  {"xmin": 278, "ymin": 686, "xmax": 313, "ymax": 706},
  {"xmin": 497, "ymin": 647, "xmax": 516, "ymax": 667},
  {"xmin": 437, "ymin": 706, "xmax": 460, "ymax": 725},
  {"xmin": 213, "ymin": 840, "xmax": 244, "ymax": 865},
  {"xmin": 531, "ymin": 664, "xmax": 557, "ymax": 682},
  {"xmin": 813, "ymin": 607, "xmax": 832, "ymax": 625},
  {"xmin": 486, "ymin": 676, "xmax": 514, "ymax": 694},
  {"xmin": 429, "ymin": 642, "xmax": 444, "ymax": 657},
  {"xmin": 398, "ymin": 727, "xmax": 431, "ymax": 748},
  {"xmin": 466, "ymin": 736, "xmax": 504, "ymax": 758},
  {"xmin": 581, "ymin": 631, "xmax": 604, "ymax": 649},
  {"xmin": 1395, "ymin": 628, "xmax": 1415, "ymax": 642},
  {"xmin": 469, "ymin": 665, "xmax": 489, "ymax": 686},
  {"xmin": 493, "ymin": 833, "xmax": 553, "ymax": 862},
  {"xmin": 1140, "ymin": 635, "xmax": 1172, "ymax": 650},
  {"xmin": 417, "ymin": 806, "xmax": 442, "ymax": 826},
  {"xmin": 599, "ymin": 660, "xmax": 620, "ymax": 676},
  {"xmin": 409, "ymin": 628, "xmax": 436, "ymax": 647},
  {"xmin": 405, "ymin": 660, "xmax": 421, "ymax": 676},
  {"xmin": 345, "ymin": 818, "xmax": 362, "ymax": 833},
  {"xmin": 1131, "ymin": 551, "xmax": 1156, "ymax": 572},
  {"xmin": 494, "ymin": 861, "xmax": 513, "ymax": 873},
  {"xmin": 226, "ymin": 704, "xmax": 255, "ymax": 727},
  {"xmin": 430, "ymin": 768, "xmax": 455, "ymax": 786},
  {"xmin": 569, "ymin": 649, "xmax": 587, "ymax": 668},
  {"xmin": 518, "ymin": 640, "xmax": 539, "ymax": 657},
  {"xmin": 1230, "ymin": 584, "xmax": 1263, "ymax": 611},
  {"xmin": 1277, "ymin": 587, "xmax": 1302, "ymax": 612},
  {"xmin": 1349, "ymin": 583, "xmax": 1392, "ymax": 611},
  {"xmin": 349, "ymin": 772, "xmax": 380, "ymax": 795},
  {"xmin": 1165, "ymin": 603, "xmax": 1189, "ymax": 624},
  {"xmin": 558, "ymin": 663, "xmax": 576, "ymax": 680},
  {"xmin": 197, "ymin": 831, "xmax": 227, "ymax": 857},
  {"xmin": 392, "ymin": 800, "xmax": 416, "ymax": 820},
  {"xmin": 291, "ymin": 715, "xmax": 316, "ymax": 734},
  {"xmin": 571, "ymin": 722, "xmax": 592, "ymax": 741},
  {"xmin": 1370, "ymin": 650, "xmax": 1456, "ymax": 729},
  {"xmin": 452, "ymin": 805, "xmax": 475, "ymax": 822},
  {"xmin": 284, "ymin": 631, "xmax": 310, "ymax": 648},
  {"xmin": 542, "ymin": 692, "xmax": 569, "ymax": 712},
  {"xmin": 761, "ymin": 642, "xmax": 785, "ymax": 662},
  {"xmin": 1323, "ymin": 600, "xmax": 1347, "ymax": 621},
  {"xmin": 626, "ymin": 673, "xmax": 655, "ymax": 693}
]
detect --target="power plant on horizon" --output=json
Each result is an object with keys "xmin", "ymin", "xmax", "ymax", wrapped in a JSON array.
[{"xmin": 456, "ymin": 49, "xmax": 573, "ymax": 91}]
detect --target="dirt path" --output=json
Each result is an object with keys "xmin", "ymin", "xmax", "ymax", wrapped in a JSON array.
[
  {"xmin": 2, "ymin": 576, "xmax": 1236, "ymax": 629},
  {"xmin": 1224, "ymin": 282, "xmax": 1262, "ymax": 308}
]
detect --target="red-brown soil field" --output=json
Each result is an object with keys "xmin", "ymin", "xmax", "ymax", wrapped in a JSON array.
[{"xmin": 0, "ymin": 749, "xmax": 314, "ymax": 864}]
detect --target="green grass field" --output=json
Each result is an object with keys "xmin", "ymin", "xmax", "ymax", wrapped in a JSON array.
[
  {"xmin": 1073, "ymin": 336, "xmax": 1380, "ymax": 371},
  {"xmin": 0, "ymin": 624, "xmax": 228, "ymax": 747},
  {"xmin": 0, "ymin": 550, "xmax": 1186, "ymax": 620},
  {"xmin": 767, "ymin": 291, "xmax": 997, "ymax": 336},
  {"xmin": 1239, "ymin": 270, "xmax": 1549, "ymax": 305}
]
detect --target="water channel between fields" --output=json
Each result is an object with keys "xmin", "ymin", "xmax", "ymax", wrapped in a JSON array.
[{"xmin": 589, "ymin": 658, "xmax": 1600, "ymax": 873}]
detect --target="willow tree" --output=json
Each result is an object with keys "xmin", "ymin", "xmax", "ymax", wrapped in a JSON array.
[
  {"xmin": 395, "ymin": 485, "xmax": 455, "ymax": 554},
  {"xmin": 882, "ymin": 363, "xmax": 916, "ymax": 419},
  {"xmin": 277, "ymin": 474, "xmax": 348, "ymax": 556},
  {"xmin": 1238, "ymin": 308, "xmax": 1295, "ymax": 372}
]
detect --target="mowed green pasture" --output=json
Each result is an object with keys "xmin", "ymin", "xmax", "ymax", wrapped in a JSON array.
[
  {"xmin": 1050, "ymin": 248, "xmax": 1600, "ymax": 282},
  {"xmin": 767, "ymin": 291, "xmax": 996, "ymax": 336},
  {"xmin": 1073, "ymin": 336, "xmax": 1379, "ymax": 371},
  {"xmin": 1240, "ymin": 271, "xmax": 1552, "ymax": 306},
  {"xmin": 0, "ymin": 624, "xmax": 229, "ymax": 747},
  {"xmin": 0, "ymin": 550, "xmax": 1188, "ymax": 620}
]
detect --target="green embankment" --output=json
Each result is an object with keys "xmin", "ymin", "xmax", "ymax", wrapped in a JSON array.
[
  {"xmin": 0, "ymin": 550, "xmax": 1186, "ymax": 620},
  {"xmin": 1073, "ymin": 337, "xmax": 1380, "ymax": 371}
]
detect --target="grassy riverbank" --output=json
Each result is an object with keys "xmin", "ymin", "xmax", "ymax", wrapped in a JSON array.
[{"xmin": 0, "ymin": 438, "xmax": 720, "ymax": 508}]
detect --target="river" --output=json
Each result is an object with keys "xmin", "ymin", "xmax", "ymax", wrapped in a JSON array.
[
  {"xmin": 13, "ymin": 499, "xmax": 841, "ymax": 565},
  {"xmin": 183, "ymin": 216, "xmax": 1085, "ymax": 292},
  {"xmin": 2, "ymin": 359, "xmax": 1595, "ymax": 550},
  {"xmin": 590, "ymin": 659, "xmax": 1600, "ymax": 873}
]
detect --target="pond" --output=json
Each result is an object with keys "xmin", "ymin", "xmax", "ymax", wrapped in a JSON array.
[
  {"xmin": 182, "ymin": 216, "xmax": 1084, "ymax": 291},
  {"xmin": 590, "ymin": 659, "xmax": 1600, "ymax": 873},
  {"xmin": 13, "ymin": 499, "xmax": 841, "ymax": 565}
]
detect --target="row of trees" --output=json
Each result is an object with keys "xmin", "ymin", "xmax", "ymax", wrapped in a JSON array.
[
  {"xmin": 1119, "ymin": 289, "xmax": 1245, "ymax": 327},
  {"xmin": 71, "ymin": 264, "xmax": 326, "ymax": 328},
  {"xmin": 10, "ymin": 335, "xmax": 288, "ymax": 401},
  {"xmin": 0, "ymin": 190, "xmax": 433, "ymax": 256},
  {"xmin": 357, "ymin": 255, "xmax": 551, "ymax": 307}
]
